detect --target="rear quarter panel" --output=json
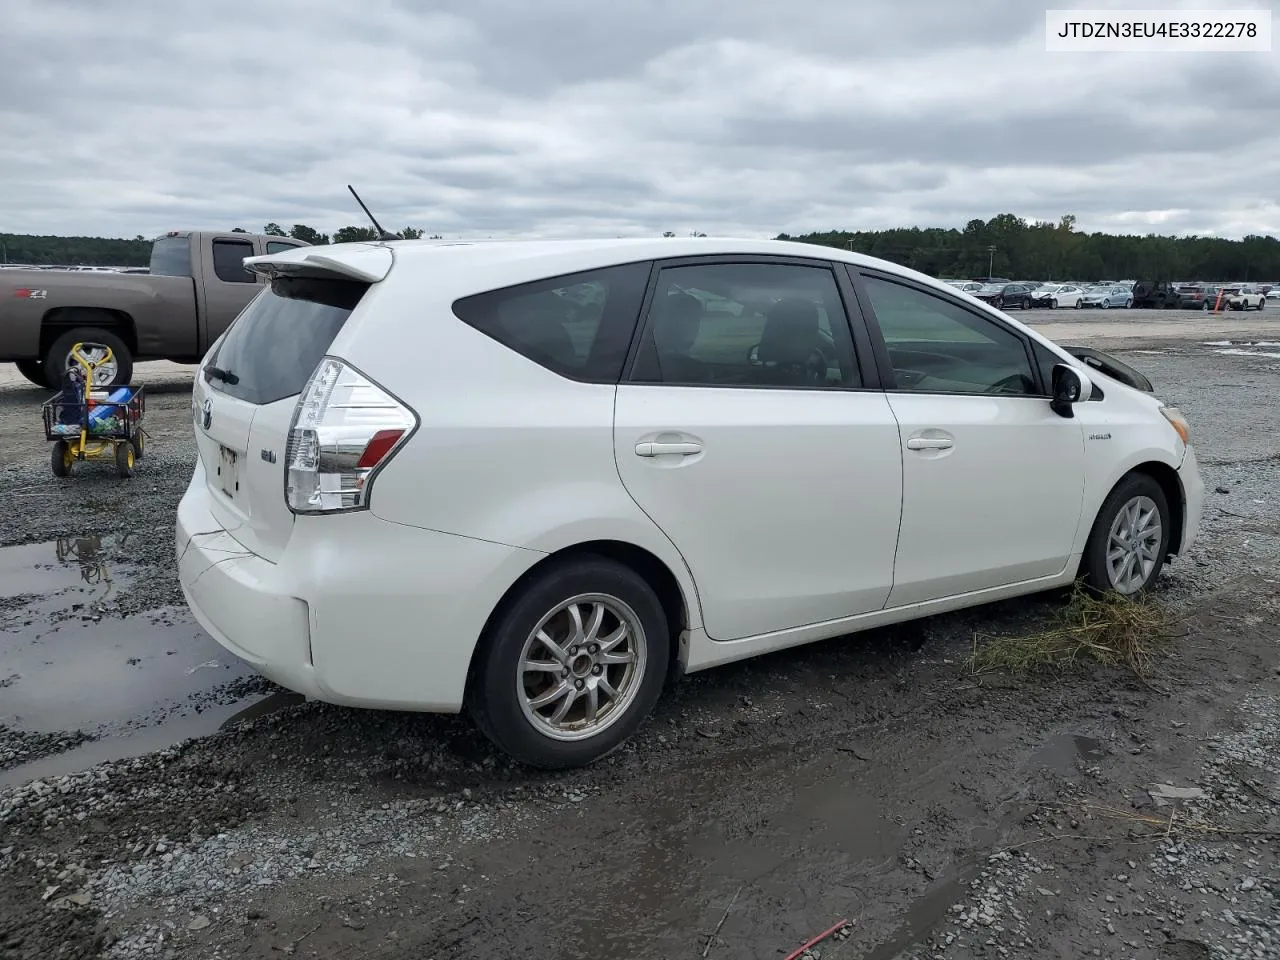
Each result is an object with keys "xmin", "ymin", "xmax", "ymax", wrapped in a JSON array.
[
  {"xmin": 0, "ymin": 270, "xmax": 197, "ymax": 359},
  {"xmin": 328, "ymin": 258, "xmax": 706, "ymax": 632}
]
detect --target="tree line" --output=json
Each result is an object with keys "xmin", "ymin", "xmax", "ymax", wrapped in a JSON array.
[
  {"xmin": 0, "ymin": 223, "xmax": 439, "ymax": 267},
  {"xmin": 3, "ymin": 214, "xmax": 1278, "ymax": 280},
  {"xmin": 778, "ymin": 214, "xmax": 1280, "ymax": 282}
]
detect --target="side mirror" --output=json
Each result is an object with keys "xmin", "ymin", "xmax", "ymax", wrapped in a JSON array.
[{"xmin": 1050, "ymin": 363, "xmax": 1092, "ymax": 418}]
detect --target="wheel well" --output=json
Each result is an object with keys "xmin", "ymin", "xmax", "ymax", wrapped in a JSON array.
[
  {"xmin": 467, "ymin": 540, "xmax": 691, "ymax": 696},
  {"xmin": 40, "ymin": 308, "xmax": 138, "ymax": 358},
  {"xmin": 1129, "ymin": 462, "xmax": 1185, "ymax": 555}
]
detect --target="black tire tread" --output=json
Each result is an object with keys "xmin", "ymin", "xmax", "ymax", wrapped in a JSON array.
[
  {"xmin": 1079, "ymin": 473, "xmax": 1171, "ymax": 595},
  {"xmin": 469, "ymin": 555, "xmax": 670, "ymax": 770}
]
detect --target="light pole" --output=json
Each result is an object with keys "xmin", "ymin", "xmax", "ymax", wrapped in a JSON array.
[{"xmin": 987, "ymin": 244, "xmax": 997, "ymax": 278}]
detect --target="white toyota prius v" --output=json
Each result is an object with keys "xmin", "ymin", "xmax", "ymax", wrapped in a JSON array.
[{"xmin": 175, "ymin": 237, "xmax": 1204, "ymax": 769}]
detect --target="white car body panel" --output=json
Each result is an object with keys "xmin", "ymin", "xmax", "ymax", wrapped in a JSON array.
[
  {"xmin": 176, "ymin": 237, "xmax": 1204, "ymax": 718},
  {"xmin": 884, "ymin": 393, "xmax": 1086, "ymax": 606},
  {"xmin": 613, "ymin": 385, "xmax": 903, "ymax": 640}
]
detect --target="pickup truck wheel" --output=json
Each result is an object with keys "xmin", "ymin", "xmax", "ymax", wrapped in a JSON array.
[
  {"xmin": 44, "ymin": 327, "xmax": 133, "ymax": 390},
  {"xmin": 14, "ymin": 360, "xmax": 46, "ymax": 387}
]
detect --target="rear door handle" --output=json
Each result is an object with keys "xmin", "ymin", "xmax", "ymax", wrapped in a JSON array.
[
  {"xmin": 635, "ymin": 441, "xmax": 703, "ymax": 457},
  {"xmin": 906, "ymin": 437, "xmax": 953, "ymax": 450}
]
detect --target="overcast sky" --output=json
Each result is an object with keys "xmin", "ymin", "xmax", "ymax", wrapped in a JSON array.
[{"xmin": 2, "ymin": 0, "xmax": 1277, "ymax": 241}]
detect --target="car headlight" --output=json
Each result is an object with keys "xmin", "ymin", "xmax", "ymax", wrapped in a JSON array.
[{"xmin": 1160, "ymin": 406, "xmax": 1190, "ymax": 444}]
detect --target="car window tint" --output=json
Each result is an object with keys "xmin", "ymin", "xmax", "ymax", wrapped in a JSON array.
[
  {"xmin": 629, "ymin": 262, "xmax": 860, "ymax": 388},
  {"xmin": 212, "ymin": 239, "xmax": 256, "ymax": 283},
  {"xmin": 149, "ymin": 236, "xmax": 192, "ymax": 277},
  {"xmin": 861, "ymin": 275, "xmax": 1036, "ymax": 395},
  {"xmin": 452, "ymin": 262, "xmax": 649, "ymax": 383},
  {"xmin": 205, "ymin": 277, "xmax": 366, "ymax": 405},
  {"xmin": 266, "ymin": 241, "xmax": 299, "ymax": 254}
]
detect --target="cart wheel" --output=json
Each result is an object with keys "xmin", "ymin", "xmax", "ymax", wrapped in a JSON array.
[
  {"xmin": 52, "ymin": 440, "xmax": 73, "ymax": 478},
  {"xmin": 115, "ymin": 441, "xmax": 135, "ymax": 479},
  {"xmin": 132, "ymin": 431, "xmax": 145, "ymax": 460}
]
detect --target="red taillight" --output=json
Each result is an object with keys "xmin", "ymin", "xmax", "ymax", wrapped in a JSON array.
[{"xmin": 356, "ymin": 429, "xmax": 405, "ymax": 469}]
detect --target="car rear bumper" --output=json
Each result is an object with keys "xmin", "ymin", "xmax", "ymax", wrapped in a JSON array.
[{"xmin": 175, "ymin": 461, "xmax": 543, "ymax": 713}]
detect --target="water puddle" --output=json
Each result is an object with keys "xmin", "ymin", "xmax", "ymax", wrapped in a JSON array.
[
  {"xmin": 0, "ymin": 537, "xmax": 296, "ymax": 786},
  {"xmin": 1215, "ymin": 348, "xmax": 1280, "ymax": 359},
  {"xmin": 1030, "ymin": 733, "xmax": 1106, "ymax": 773},
  {"xmin": 0, "ymin": 535, "xmax": 130, "ymax": 603}
]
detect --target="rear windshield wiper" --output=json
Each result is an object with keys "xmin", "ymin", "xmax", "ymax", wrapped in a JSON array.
[{"xmin": 206, "ymin": 365, "xmax": 240, "ymax": 385}]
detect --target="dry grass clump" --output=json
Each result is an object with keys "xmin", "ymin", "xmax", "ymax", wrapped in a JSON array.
[{"xmin": 968, "ymin": 585, "xmax": 1176, "ymax": 681}]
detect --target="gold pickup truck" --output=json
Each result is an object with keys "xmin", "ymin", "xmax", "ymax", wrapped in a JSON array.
[{"xmin": 0, "ymin": 230, "xmax": 308, "ymax": 388}]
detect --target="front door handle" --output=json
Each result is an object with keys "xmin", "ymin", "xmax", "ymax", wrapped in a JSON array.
[
  {"xmin": 906, "ymin": 436, "xmax": 953, "ymax": 450},
  {"xmin": 635, "ymin": 441, "xmax": 703, "ymax": 457}
]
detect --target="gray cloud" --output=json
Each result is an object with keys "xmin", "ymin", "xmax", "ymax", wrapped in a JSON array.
[{"xmin": 1, "ymin": 0, "xmax": 1277, "ymax": 241}]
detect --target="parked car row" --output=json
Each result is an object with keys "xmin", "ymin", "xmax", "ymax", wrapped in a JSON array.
[{"xmin": 940, "ymin": 277, "xmax": 1277, "ymax": 313}]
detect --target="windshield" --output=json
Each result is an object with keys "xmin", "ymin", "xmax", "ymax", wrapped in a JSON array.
[
  {"xmin": 149, "ymin": 236, "xmax": 192, "ymax": 277},
  {"xmin": 978, "ymin": 284, "xmax": 1004, "ymax": 293}
]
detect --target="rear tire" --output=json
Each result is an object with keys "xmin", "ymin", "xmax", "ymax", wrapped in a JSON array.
[
  {"xmin": 43, "ymin": 326, "xmax": 133, "ymax": 390},
  {"xmin": 51, "ymin": 440, "xmax": 72, "ymax": 478},
  {"xmin": 1021, "ymin": 297, "xmax": 1031, "ymax": 309},
  {"xmin": 469, "ymin": 556, "xmax": 670, "ymax": 769},
  {"xmin": 132, "ymin": 431, "xmax": 146, "ymax": 460},
  {"xmin": 1080, "ymin": 473, "xmax": 1171, "ymax": 596},
  {"xmin": 1075, "ymin": 299, "xmax": 1083, "ymax": 309},
  {"xmin": 15, "ymin": 360, "xmax": 46, "ymax": 387}
]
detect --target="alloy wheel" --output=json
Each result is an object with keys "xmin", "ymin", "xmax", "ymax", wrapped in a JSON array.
[
  {"xmin": 517, "ymin": 593, "xmax": 647, "ymax": 741},
  {"xmin": 1105, "ymin": 495, "xmax": 1163, "ymax": 594}
]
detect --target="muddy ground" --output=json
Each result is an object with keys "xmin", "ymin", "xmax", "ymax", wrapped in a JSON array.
[{"xmin": 1, "ymin": 311, "xmax": 1277, "ymax": 960}]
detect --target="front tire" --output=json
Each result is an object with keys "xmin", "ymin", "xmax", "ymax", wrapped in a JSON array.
[
  {"xmin": 469, "ymin": 556, "xmax": 670, "ymax": 769},
  {"xmin": 1080, "ymin": 473, "xmax": 1171, "ymax": 596},
  {"xmin": 1021, "ymin": 297, "xmax": 1031, "ymax": 309},
  {"xmin": 1075, "ymin": 299, "xmax": 1083, "ymax": 309}
]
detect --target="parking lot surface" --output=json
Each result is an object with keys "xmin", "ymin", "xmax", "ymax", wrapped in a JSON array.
[{"xmin": 1, "ymin": 310, "xmax": 1277, "ymax": 960}]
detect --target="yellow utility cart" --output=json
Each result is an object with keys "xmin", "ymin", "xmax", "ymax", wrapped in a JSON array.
[{"xmin": 41, "ymin": 342, "xmax": 146, "ymax": 479}]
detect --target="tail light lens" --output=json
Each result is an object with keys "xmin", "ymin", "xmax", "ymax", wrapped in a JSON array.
[{"xmin": 285, "ymin": 357, "xmax": 416, "ymax": 513}]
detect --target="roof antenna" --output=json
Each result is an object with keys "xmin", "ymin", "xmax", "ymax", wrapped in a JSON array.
[{"xmin": 347, "ymin": 185, "xmax": 400, "ymax": 242}]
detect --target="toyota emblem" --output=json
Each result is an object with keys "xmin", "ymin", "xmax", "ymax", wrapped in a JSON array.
[{"xmin": 201, "ymin": 398, "xmax": 213, "ymax": 430}]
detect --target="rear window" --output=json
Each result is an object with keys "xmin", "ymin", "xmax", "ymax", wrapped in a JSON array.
[
  {"xmin": 149, "ymin": 236, "xmax": 192, "ymax": 277},
  {"xmin": 204, "ymin": 277, "xmax": 367, "ymax": 405},
  {"xmin": 451, "ymin": 262, "xmax": 650, "ymax": 383}
]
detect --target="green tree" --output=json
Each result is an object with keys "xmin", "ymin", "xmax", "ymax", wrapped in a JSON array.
[
  {"xmin": 332, "ymin": 226, "xmax": 379, "ymax": 243},
  {"xmin": 231, "ymin": 227, "xmax": 248, "ymax": 233},
  {"xmin": 263, "ymin": 222, "xmax": 288, "ymax": 237},
  {"xmin": 399, "ymin": 226, "xmax": 424, "ymax": 239},
  {"xmin": 288, "ymin": 224, "xmax": 328, "ymax": 245}
]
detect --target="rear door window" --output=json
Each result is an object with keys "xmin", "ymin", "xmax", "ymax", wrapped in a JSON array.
[
  {"xmin": 204, "ymin": 277, "xmax": 367, "ymax": 405},
  {"xmin": 212, "ymin": 239, "xmax": 257, "ymax": 283}
]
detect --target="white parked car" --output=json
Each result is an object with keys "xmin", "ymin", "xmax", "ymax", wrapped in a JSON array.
[
  {"xmin": 1030, "ymin": 283, "xmax": 1086, "ymax": 309},
  {"xmin": 1266, "ymin": 287, "xmax": 1280, "ymax": 301},
  {"xmin": 1225, "ymin": 286, "xmax": 1266, "ymax": 311},
  {"xmin": 176, "ymin": 238, "xmax": 1204, "ymax": 769}
]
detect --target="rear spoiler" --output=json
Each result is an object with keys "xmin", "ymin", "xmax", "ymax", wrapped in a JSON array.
[
  {"xmin": 1061, "ymin": 345, "xmax": 1154, "ymax": 393},
  {"xmin": 244, "ymin": 243, "xmax": 392, "ymax": 283}
]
